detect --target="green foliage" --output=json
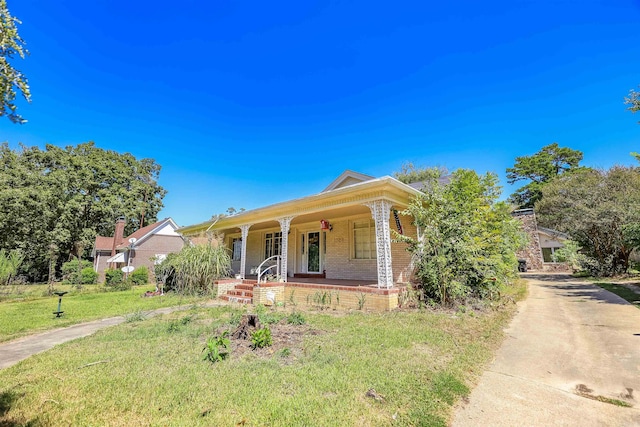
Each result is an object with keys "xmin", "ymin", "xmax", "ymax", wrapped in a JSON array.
[
  {"xmin": 357, "ymin": 292, "xmax": 367, "ymax": 310},
  {"xmin": 506, "ymin": 143, "xmax": 584, "ymax": 208},
  {"xmin": 400, "ymin": 168, "xmax": 526, "ymax": 305},
  {"xmin": 129, "ymin": 266, "xmax": 149, "ymax": 286},
  {"xmin": 250, "ymin": 327, "xmax": 273, "ymax": 349},
  {"xmin": 167, "ymin": 314, "xmax": 195, "ymax": 333},
  {"xmin": 278, "ymin": 347, "xmax": 291, "ymax": 357},
  {"xmin": 394, "ymin": 162, "xmax": 447, "ymax": 185},
  {"xmin": 80, "ymin": 267, "xmax": 98, "ymax": 285},
  {"xmin": 60, "ymin": 259, "xmax": 93, "ymax": 285},
  {"xmin": 0, "ymin": 142, "xmax": 166, "ymax": 282},
  {"xmin": 157, "ymin": 244, "xmax": 231, "ymax": 295},
  {"xmin": 203, "ymin": 331, "xmax": 231, "ymax": 363},
  {"xmin": 255, "ymin": 304, "xmax": 283, "ymax": 325},
  {"xmin": 0, "ymin": 0, "xmax": 31, "ymax": 124},
  {"xmin": 306, "ymin": 290, "xmax": 338, "ymax": 309},
  {"xmin": 625, "ymin": 86, "xmax": 640, "ymax": 122},
  {"xmin": 286, "ymin": 311, "xmax": 306, "ymax": 325},
  {"xmin": 104, "ymin": 268, "xmax": 131, "ymax": 290},
  {"xmin": 537, "ymin": 166, "xmax": 640, "ymax": 276},
  {"xmin": 550, "ymin": 240, "xmax": 586, "ymax": 272},
  {"xmin": 0, "ymin": 249, "xmax": 23, "ymax": 285},
  {"xmin": 124, "ymin": 309, "xmax": 147, "ymax": 323}
]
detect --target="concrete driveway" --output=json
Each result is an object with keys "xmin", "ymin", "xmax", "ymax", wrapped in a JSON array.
[{"xmin": 452, "ymin": 273, "xmax": 640, "ymax": 426}]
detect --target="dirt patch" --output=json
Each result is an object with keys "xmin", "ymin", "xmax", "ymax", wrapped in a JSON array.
[{"xmin": 214, "ymin": 319, "xmax": 322, "ymax": 362}]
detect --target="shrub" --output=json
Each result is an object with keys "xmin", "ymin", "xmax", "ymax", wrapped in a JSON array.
[
  {"xmin": 130, "ymin": 266, "xmax": 149, "ymax": 286},
  {"xmin": 80, "ymin": 267, "xmax": 98, "ymax": 284},
  {"xmin": 157, "ymin": 244, "xmax": 231, "ymax": 295},
  {"xmin": 61, "ymin": 259, "xmax": 94, "ymax": 285},
  {"xmin": 104, "ymin": 268, "xmax": 131, "ymax": 290}
]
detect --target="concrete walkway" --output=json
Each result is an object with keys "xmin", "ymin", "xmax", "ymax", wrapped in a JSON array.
[
  {"xmin": 452, "ymin": 273, "xmax": 640, "ymax": 426},
  {"xmin": 0, "ymin": 301, "xmax": 222, "ymax": 370}
]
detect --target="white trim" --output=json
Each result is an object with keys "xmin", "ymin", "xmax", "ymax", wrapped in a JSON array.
[
  {"xmin": 179, "ymin": 176, "xmax": 422, "ymax": 235},
  {"xmin": 322, "ymin": 170, "xmax": 375, "ymax": 192}
]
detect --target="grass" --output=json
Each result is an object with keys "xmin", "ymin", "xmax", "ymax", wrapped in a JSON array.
[
  {"xmin": 0, "ymin": 280, "xmax": 526, "ymax": 427},
  {"xmin": 593, "ymin": 282, "xmax": 640, "ymax": 308},
  {"xmin": 0, "ymin": 284, "xmax": 205, "ymax": 342}
]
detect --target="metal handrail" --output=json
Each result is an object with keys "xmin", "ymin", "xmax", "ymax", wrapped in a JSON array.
[{"xmin": 257, "ymin": 255, "xmax": 280, "ymax": 283}]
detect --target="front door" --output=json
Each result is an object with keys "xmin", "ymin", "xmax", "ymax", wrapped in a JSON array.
[{"xmin": 306, "ymin": 231, "xmax": 321, "ymax": 273}]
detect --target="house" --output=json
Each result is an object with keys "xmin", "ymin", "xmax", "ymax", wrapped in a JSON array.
[
  {"xmin": 93, "ymin": 217, "xmax": 185, "ymax": 280},
  {"xmin": 512, "ymin": 208, "xmax": 569, "ymax": 271},
  {"xmin": 178, "ymin": 170, "xmax": 422, "ymax": 310}
]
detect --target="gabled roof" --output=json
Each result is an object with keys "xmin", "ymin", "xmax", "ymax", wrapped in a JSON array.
[
  {"xmin": 94, "ymin": 218, "xmax": 180, "ymax": 252},
  {"xmin": 179, "ymin": 174, "xmax": 422, "ymax": 235},
  {"xmin": 116, "ymin": 218, "xmax": 180, "ymax": 249},
  {"xmin": 322, "ymin": 170, "xmax": 376, "ymax": 192},
  {"xmin": 94, "ymin": 236, "xmax": 114, "ymax": 252}
]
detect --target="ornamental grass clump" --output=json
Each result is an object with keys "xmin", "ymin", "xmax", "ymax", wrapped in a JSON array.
[{"xmin": 157, "ymin": 243, "xmax": 231, "ymax": 295}]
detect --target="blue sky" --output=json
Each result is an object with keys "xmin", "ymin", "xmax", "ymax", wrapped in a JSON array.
[{"xmin": 2, "ymin": 0, "xmax": 639, "ymax": 226}]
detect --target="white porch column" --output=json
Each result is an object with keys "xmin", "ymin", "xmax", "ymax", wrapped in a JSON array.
[
  {"xmin": 277, "ymin": 216, "xmax": 295, "ymax": 282},
  {"xmin": 239, "ymin": 224, "xmax": 252, "ymax": 279},
  {"xmin": 364, "ymin": 200, "xmax": 394, "ymax": 288}
]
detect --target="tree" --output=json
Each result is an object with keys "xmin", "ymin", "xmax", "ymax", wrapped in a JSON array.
[
  {"xmin": 399, "ymin": 168, "xmax": 525, "ymax": 305},
  {"xmin": 394, "ymin": 162, "xmax": 447, "ymax": 185},
  {"xmin": 0, "ymin": 142, "xmax": 166, "ymax": 280},
  {"xmin": 625, "ymin": 86, "xmax": 640, "ymax": 122},
  {"xmin": 536, "ymin": 166, "xmax": 640, "ymax": 275},
  {"xmin": 0, "ymin": 0, "xmax": 30, "ymax": 124},
  {"xmin": 506, "ymin": 143, "xmax": 583, "ymax": 208}
]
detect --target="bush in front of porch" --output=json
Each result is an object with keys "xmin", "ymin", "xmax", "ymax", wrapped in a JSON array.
[
  {"xmin": 156, "ymin": 244, "xmax": 232, "ymax": 295},
  {"xmin": 400, "ymin": 168, "xmax": 527, "ymax": 306}
]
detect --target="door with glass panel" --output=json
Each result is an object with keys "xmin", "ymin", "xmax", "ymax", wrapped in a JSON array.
[{"xmin": 305, "ymin": 231, "xmax": 321, "ymax": 273}]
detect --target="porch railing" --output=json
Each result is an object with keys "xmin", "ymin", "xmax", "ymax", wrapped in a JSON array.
[{"xmin": 257, "ymin": 255, "xmax": 280, "ymax": 283}]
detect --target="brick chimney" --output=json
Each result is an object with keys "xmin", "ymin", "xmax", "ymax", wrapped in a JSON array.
[{"xmin": 112, "ymin": 217, "xmax": 126, "ymax": 256}]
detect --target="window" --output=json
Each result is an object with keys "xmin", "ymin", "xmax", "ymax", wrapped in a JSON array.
[
  {"xmin": 353, "ymin": 220, "xmax": 376, "ymax": 259},
  {"xmin": 231, "ymin": 238, "xmax": 242, "ymax": 261},
  {"xmin": 542, "ymin": 247, "xmax": 562, "ymax": 263},
  {"xmin": 264, "ymin": 232, "xmax": 282, "ymax": 259}
]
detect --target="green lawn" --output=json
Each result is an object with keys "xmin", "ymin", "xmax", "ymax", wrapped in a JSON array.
[
  {"xmin": 594, "ymin": 282, "xmax": 640, "ymax": 308},
  {"xmin": 0, "ymin": 284, "xmax": 204, "ymax": 342},
  {"xmin": 0, "ymin": 281, "xmax": 525, "ymax": 427}
]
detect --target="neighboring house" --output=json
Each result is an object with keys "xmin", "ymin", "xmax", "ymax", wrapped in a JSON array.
[
  {"xmin": 178, "ymin": 170, "xmax": 422, "ymax": 291},
  {"xmin": 538, "ymin": 227, "xmax": 569, "ymax": 263},
  {"xmin": 93, "ymin": 217, "xmax": 185, "ymax": 280},
  {"xmin": 512, "ymin": 208, "xmax": 568, "ymax": 271}
]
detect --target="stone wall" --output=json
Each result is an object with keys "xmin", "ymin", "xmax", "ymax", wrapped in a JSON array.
[{"xmin": 512, "ymin": 209, "xmax": 544, "ymax": 271}]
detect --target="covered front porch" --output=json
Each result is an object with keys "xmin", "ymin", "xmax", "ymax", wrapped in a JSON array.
[
  {"xmin": 220, "ymin": 198, "xmax": 415, "ymax": 290},
  {"xmin": 179, "ymin": 172, "xmax": 423, "ymax": 310}
]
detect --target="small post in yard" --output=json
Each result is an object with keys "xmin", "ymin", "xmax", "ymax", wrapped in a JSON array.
[{"xmin": 53, "ymin": 291, "xmax": 68, "ymax": 318}]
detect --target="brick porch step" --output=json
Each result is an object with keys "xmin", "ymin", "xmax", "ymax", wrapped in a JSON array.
[
  {"xmin": 219, "ymin": 282, "xmax": 255, "ymax": 305},
  {"xmin": 219, "ymin": 294, "xmax": 252, "ymax": 304},
  {"xmin": 227, "ymin": 289, "xmax": 253, "ymax": 297}
]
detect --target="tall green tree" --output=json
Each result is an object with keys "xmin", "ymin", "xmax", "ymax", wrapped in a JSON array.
[
  {"xmin": 399, "ymin": 168, "xmax": 525, "ymax": 305},
  {"xmin": 506, "ymin": 143, "xmax": 583, "ymax": 208},
  {"xmin": 536, "ymin": 166, "xmax": 640, "ymax": 275},
  {"xmin": 0, "ymin": 0, "xmax": 30, "ymax": 124},
  {"xmin": 0, "ymin": 142, "xmax": 166, "ymax": 280}
]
